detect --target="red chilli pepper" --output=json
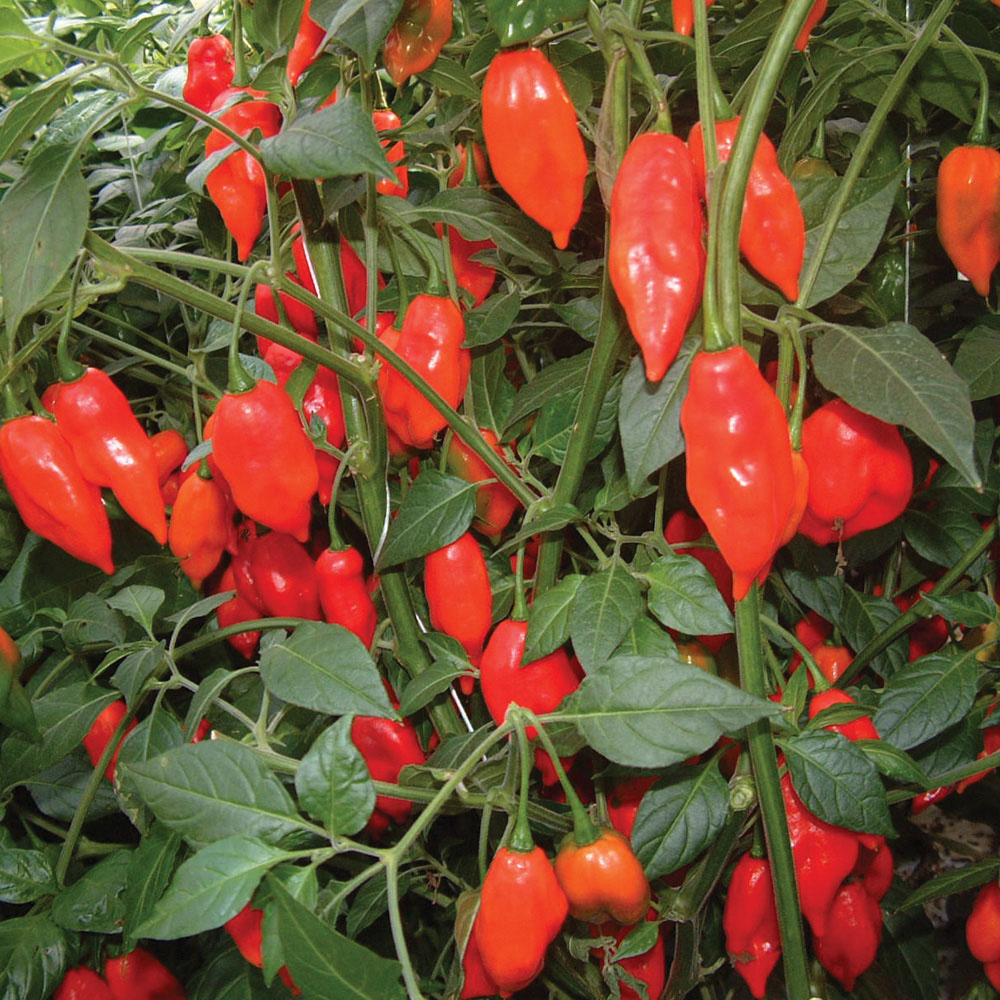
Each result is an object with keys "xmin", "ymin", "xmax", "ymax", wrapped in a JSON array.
[
  {"xmin": 224, "ymin": 903, "xmax": 301, "ymax": 994},
  {"xmin": 808, "ymin": 688, "xmax": 880, "ymax": 743},
  {"xmin": 287, "ymin": 0, "xmax": 326, "ymax": 85},
  {"xmin": 679, "ymin": 346, "xmax": 796, "ymax": 601},
  {"xmin": 424, "ymin": 532, "xmax": 493, "ymax": 664},
  {"xmin": 213, "ymin": 565, "xmax": 261, "ymax": 660},
  {"xmin": 671, "ymin": 0, "xmax": 716, "ymax": 35},
  {"xmin": 0, "ymin": 415, "xmax": 115, "ymax": 573},
  {"xmin": 316, "ymin": 546, "xmax": 379, "ymax": 647},
  {"xmin": 794, "ymin": 0, "xmax": 829, "ymax": 50},
  {"xmin": 104, "ymin": 948, "xmax": 185, "ymax": 1000},
  {"xmin": 373, "ymin": 109, "xmax": 410, "ymax": 198},
  {"xmin": 168, "ymin": 469, "xmax": 230, "ymax": 588},
  {"xmin": 812, "ymin": 882, "xmax": 883, "ymax": 992},
  {"xmin": 83, "ymin": 700, "xmax": 137, "ymax": 782},
  {"xmin": 382, "ymin": 0, "xmax": 453, "ymax": 86},
  {"xmin": 52, "ymin": 367, "xmax": 168, "ymax": 544},
  {"xmin": 247, "ymin": 530, "xmax": 322, "ymax": 621},
  {"xmin": 183, "ymin": 34, "xmax": 235, "ymax": 111},
  {"xmin": 609, "ymin": 133, "xmax": 705, "ymax": 382},
  {"xmin": 53, "ymin": 968, "xmax": 114, "ymax": 1000},
  {"xmin": 723, "ymin": 853, "xmax": 782, "ymax": 999},
  {"xmin": 150, "ymin": 429, "xmax": 188, "ymax": 486},
  {"xmin": 446, "ymin": 429, "xmax": 520, "ymax": 540}
]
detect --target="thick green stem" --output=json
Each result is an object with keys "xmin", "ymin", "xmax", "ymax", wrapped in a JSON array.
[
  {"xmin": 508, "ymin": 722, "xmax": 536, "ymax": 853},
  {"xmin": 797, "ymin": 0, "xmax": 957, "ymax": 306},
  {"xmin": 736, "ymin": 588, "xmax": 811, "ymax": 1000},
  {"xmin": 715, "ymin": 0, "xmax": 818, "ymax": 339}
]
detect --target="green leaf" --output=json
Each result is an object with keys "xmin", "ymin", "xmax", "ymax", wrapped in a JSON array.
[
  {"xmin": 895, "ymin": 858, "xmax": 1000, "ymax": 912},
  {"xmin": 904, "ymin": 506, "xmax": 986, "ymax": 570},
  {"xmin": 953, "ymin": 326, "xmax": 1000, "ymax": 402},
  {"xmin": 24, "ymin": 755, "xmax": 119, "ymax": 824},
  {"xmin": 311, "ymin": 0, "xmax": 404, "ymax": 69},
  {"xmin": 781, "ymin": 730, "xmax": 894, "ymax": 836},
  {"xmin": 259, "ymin": 623, "xmax": 396, "ymax": 718},
  {"xmin": 107, "ymin": 585, "xmax": 165, "ymax": 634},
  {"xmin": 569, "ymin": 656, "xmax": 780, "ymax": 768},
  {"xmin": 0, "ymin": 75, "xmax": 72, "ymax": 165},
  {"xmin": 346, "ymin": 870, "xmax": 418, "ymax": 937},
  {"xmin": 524, "ymin": 575, "xmax": 584, "ymax": 663},
  {"xmin": 0, "ymin": 145, "xmax": 88, "ymax": 340},
  {"xmin": 530, "ymin": 376, "xmax": 620, "ymax": 464},
  {"xmin": 271, "ymin": 878, "xmax": 406, "ymax": 999},
  {"xmin": 0, "ymin": 9, "xmax": 43, "ymax": 78},
  {"xmin": 505, "ymin": 353, "xmax": 591, "ymax": 430},
  {"xmin": 62, "ymin": 593, "xmax": 127, "ymax": 650},
  {"xmin": 0, "ymin": 849, "xmax": 56, "ymax": 904},
  {"xmin": 0, "ymin": 914, "xmax": 67, "ymax": 1000},
  {"xmin": 782, "ymin": 568, "xmax": 845, "ymax": 627},
  {"xmin": 469, "ymin": 343, "xmax": 515, "ymax": 434},
  {"xmin": 260, "ymin": 96, "xmax": 395, "ymax": 182},
  {"xmin": 630, "ymin": 763, "xmax": 730, "ymax": 880},
  {"xmin": 642, "ymin": 553, "xmax": 734, "ymax": 637},
  {"xmin": 464, "ymin": 288, "xmax": 522, "ymax": 348},
  {"xmin": 873, "ymin": 649, "xmax": 980, "ymax": 751},
  {"xmin": 377, "ymin": 470, "xmax": 477, "ymax": 569},
  {"xmin": 295, "ymin": 718, "xmax": 375, "ymax": 837},
  {"xmin": 919, "ymin": 591, "xmax": 997, "ymax": 628},
  {"xmin": 619, "ymin": 338, "xmax": 698, "ymax": 492},
  {"xmin": 853, "ymin": 739, "xmax": 931, "ymax": 787},
  {"xmin": 420, "ymin": 56, "xmax": 480, "ymax": 98},
  {"xmin": 51, "ymin": 848, "xmax": 131, "ymax": 933},
  {"xmin": 552, "ymin": 296, "xmax": 601, "ymax": 343},
  {"xmin": 569, "ymin": 565, "xmax": 643, "ymax": 673},
  {"xmin": 615, "ymin": 617, "xmax": 678, "ymax": 659},
  {"xmin": 138, "ymin": 836, "xmax": 291, "ymax": 940},
  {"xmin": 838, "ymin": 586, "xmax": 908, "ymax": 680},
  {"xmin": 121, "ymin": 823, "xmax": 182, "ymax": 951},
  {"xmin": 187, "ymin": 946, "xmax": 278, "ymax": 1000},
  {"xmin": 397, "ymin": 661, "xmax": 465, "ymax": 717},
  {"xmin": 246, "ymin": 0, "xmax": 305, "ymax": 50},
  {"xmin": 877, "ymin": 908, "xmax": 939, "ymax": 1000},
  {"xmin": 125, "ymin": 741, "xmax": 305, "ymax": 849},
  {"xmin": 112, "ymin": 641, "xmax": 166, "ymax": 707},
  {"xmin": 485, "ymin": 0, "xmax": 588, "ymax": 46},
  {"xmin": 812, "ymin": 323, "xmax": 979, "ymax": 488}
]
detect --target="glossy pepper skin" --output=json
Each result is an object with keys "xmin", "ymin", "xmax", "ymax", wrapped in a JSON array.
[
  {"xmin": 83, "ymin": 700, "xmax": 137, "ymax": 782},
  {"xmin": 967, "ymin": 881, "xmax": 1000, "ymax": 963},
  {"xmin": 812, "ymin": 882, "xmax": 883, "ymax": 992},
  {"xmin": 53, "ymin": 367, "xmax": 167, "ymax": 544},
  {"xmin": 424, "ymin": 532, "xmax": 493, "ymax": 663},
  {"xmin": 482, "ymin": 49, "xmax": 587, "ymax": 249},
  {"xmin": 316, "ymin": 547, "xmax": 378, "ymax": 647},
  {"xmin": 213, "ymin": 565, "xmax": 261, "ymax": 660},
  {"xmin": 0, "ymin": 415, "xmax": 114, "ymax": 573},
  {"xmin": 383, "ymin": 0, "xmax": 453, "ymax": 86},
  {"xmin": 809, "ymin": 688, "xmax": 880, "ymax": 742},
  {"xmin": 480, "ymin": 619, "xmax": 581, "ymax": 740},
  {"xmin": 797, "ymin": 399, "xmax": 913, "ymax": 545},
  {"xmin": 794, "ymin": 0, "xmax": 828, "ymax": 50},
  {"xmin": 247, "ymin": 530, "xmax": 321, "ymax": 621},
  {"xmin": 204, "ymin": 88, "xmax": 282, "ymax": 261},
  {"xmin": 224, "ymin": 903, "xmax": 301, "ymax": 994},
  {"xmin": 377, "ymin": 294, "xmax": 469, "ymax": 450},
  {"xmin": 461, "ymin": 918, "xmax": 501, "ymax": 998},
  {"xmin": 607, "ymin": 776, "xmax": 658, "ymax": 840},
  {"xmin": 373, "ymin": 109, "xmax": 410, "ymax": 198},
  {"xmin": 54, "ymin": 967, "xmax": 114, "ymax": 1000},
  {"xmin": 723, "ymin": 853, "xmax": 782, "ymax": 999},
  {"xmin": 150, "ymin": 429, "xmax": 188, "ymax": 486},
  {"xmin": 168, "ymin": 470, "xmax": 230, "ymax": 588},
  {"xmin": 183, "ymin": 35, "xmax": 235, "ymax": 111},
  {"xmin": 287, "ymin": 0, "xmax": 326, "ymax": 86},
  {"xmin": 808, "ymin": 643, "xmax": 852, "ymax": 685},
  {"xmin": 351, "ymin": 710, "xmax": 426, "ymax": 832},
  {"xmin": 553, "ymin": 827, "xmax": 651, "ymax": 925},
  {"xmin": 937, "ymin": 143, "xmax": 1000, "ymax": 296},
  {"xmin": 679, "ymin": 346, "xmax": 796, "ymax": 601},
  {"xmin": 610, "ymin": 132, "xmax": 705, "ymax": 382},
  {"xmin": 210, "ymin": 379, "xmax": 319, "ymax": 542},
  {"xmin": 591, "ymin": 910, "xmax": 666, "ymax": 1000},
  {"xmin": 104, "ymin": 947, "xmax": 185, "ymax": 1000},
  {"xmin": 446, "ymin": 429, "xmax": 520, "ymax": 539},
  {"xmin": 689, "ymin": 118, "xmax": 805, "ymax": 301},
  {"xmin": 672, "ymin": 0, "xmax": 716, "ymax": 34},
  {"xmin": 476, "ymin": 845, "xmax": 569, "ymax": 995}
]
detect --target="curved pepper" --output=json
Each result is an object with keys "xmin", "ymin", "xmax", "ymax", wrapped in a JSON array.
[
  {"xmin": 812, "ymin": 882, "xmax": 883, "ymax": 992},
  {"xmin": 83, "ymin": 700, "xmax": 137, "ymax": 783},
  {"xmin": 796, "ymin": 398, "xmax": 913, "ymax": 545},
  {"xmin": 794, "ymin": 0, "xmax": 829, "ymax": 50},
  {"xmin": 808, "ymin": 643, "xmax": 852, "ymax": 685},
  {"xmin": 967, "ymin": 881, "xmax": 1000, "ymax": 964},
  {"xmin": 287, "ymin": 0, "xmax": 326, "ymax": 85},
  {"xmin": 689, "ymin": 118, "xmax": 805, "ymax": 301},
  {"xmin": 247, "ymin": 530, "xmax": 321, "ymax": 621},
  {"xmin": 553, "ymin": 826, "xmax": 651, "ymax": 925},
  {"xmin": 168, "ymin": 469, "xmax": 230, "ymax": 588},
  {"xmin": 53, "ymin": 367, "xmax": 167, "ymax": 544},
  {"xmin": 377, "ymin": 293, "xmax": 470, "ymax": 450},
  {"xmin": 723, "ymin": 853, "xmax": 782, "ymax": 999},
  {"xmin": 150, "ymin": 429, "xmax": 188, "ymax": 487},
  {"xmin": 808, "ymin": 688, "xmax": 880, "ymax": 742},
  {"xmin": 205, "ymin": 88, "xmax": 282, "ymax": 261},
  {"xmin": 316, "ymin": 546, "xmax": 378, "ymax": 647},
  {"xmin": 382, "ymin": 0, "xmax": 453, "ymax": 86},
  {"xmin": 446, "ymin": 429, "xmax": 520, "ymax": 539},
  {"xmin": 104, "ymin": 948, "xmax": 185, "ymax": 1000},
  {"xmin": 183, "ymin": 34, "xmax": 235, "ymax": 111},
  {"xmin": 482, "ymin": 48, "xmax": 587, "ymax": 249},
  {"xmin": 53, "ymin": 968, "xmax": 114, "ymax": 1000},
  {"xmin": 210, "ymin": 379, "xmax": 318, "ymax": 542},
  {"xmin": 224, "ymin": 903, "xmax": 300, "ymax": 994},
  {"xmin": 424, "ymin": 532, "xmax": 493, "ymax": 664},
  {"xmin": 461, "ymin": 916, "xmax": 501, "ymax": 998},
  {"xmin": 373, "ymin": 109, "xmax": 410, "ymax": 198},
  {"xmin": 609, "ymin": 131, "xmax": 705, "ymax": 382},
  {"xmin": 679, "ymin": 346, "xmax": 796, "ymax": 601},
  {"xmin": 476, "ymin": 845, "xmax": 569, "ymax": 995},
  {"xmin": 672, "ymin": 0, "xmax": 716, "ymax": 34},
  {"xmin": 0, "ymin": 415, "xmax": 114, "ymax": 573},
  {"xmin": 937, "ymin": 143, "xmax": 1000, "ymax": 296}
]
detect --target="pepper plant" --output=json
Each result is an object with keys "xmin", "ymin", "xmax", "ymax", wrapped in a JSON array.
[{"xmin": 0, "ymin": 0, "xmax": 999, "ymax": 998}]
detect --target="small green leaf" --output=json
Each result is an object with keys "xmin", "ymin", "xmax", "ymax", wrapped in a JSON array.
[
  {"xmin": 920, "ymin": 591, "xmax": 997, "ymax": 628},
  {"xmin": 0, "ymin": 848, "xmax": 56, "ymax": 904},
  {"xmin": 853, "ymin": 739, "xmax": 931, "ymax": 787},
  {"xmin": 895, "ymin": 858, "xmax": 1000, "ymax": 912},
  {"xmin": 953, "ymin": 326, "xmax": 1000, "ymax": 401},
  {"xmin": 51, "ymin": 849, "xmax": 131, "ymax": 933},
  {"xmin": 464, "ymin": 288, "xmax": 522, "ymax": 348},
  {"xmin": 311, "ymin": 0, "xmax": 404, "ymax": 69},
  {"xmin": 485, "ymin": 0, "xmax": 588, "ymax": 46},
  {"xmin": 112, "ymin": 641, "xmax": 166, "ymax": 708},
  {"xmin": 0, "ymin": 914, "xmax": 67, "ymax": 1000},
  {"xmin": 524, "ymin": 575, "xmax": 583, "ymax": 663},
  {"xmin": 121, "ymin": 823, "xmax": 182, "ymax": 951},
  {"xmin": 642, "ymin": 553, "xmax": 734, "ymax": 637},
  {"xmin": 397, "ymin": 662, "xmax": 466, "ymax": 717},
  {"xmin": 569, "ymin": 565, "xmax": 643, "ymax": 673}
]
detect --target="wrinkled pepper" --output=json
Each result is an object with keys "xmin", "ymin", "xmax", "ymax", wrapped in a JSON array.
[
  {"xmin": 168, "ymin": 467, "xmax": 230, "ymax": 588},
  {"xmin": 213, "ymin": 565, "xmax": 262, "ymax": 660},
  {"xmin": 723, "ymin": 853, "xmax": 782, "ymax": 999},
  {"xmin": 590, "ymin": 910, "xmax": 667, "ymax": 1000},
  {"xmin": 446, "ymin": 429, "xmax": 520, "ymax": 539},
  {"xmin": 286, "ymin": 0, "xmax": 327, "ymax": 86},
  {"xmin": 609, "ymin": 131, "xmax": 705, "ymax": 382},
  {"xmin": 967, "ymin": 880, "xmax": 1000, "ymax": 964},
  {"xmin": 812, "ymin": 882, "xmax": 883, "ymax": 991},
  {"xmin": 482, "ymin": 48, "xmax": 587, "ymax": 249},
  {"xmin": 104, "ymin": 948, "xmax": 185, "ymax": 1000},
  {"xmin": 382, "ymin": 0, "xmax": 453, "ymax": 86},
  {"xmin": 316, "ymin": 546, "xmax": 378, "ymax": 647},
  {"xmin": 246, "ymin": 529, "xmax": 322, "ymax": 621},
  {"xmin": 183, "ymin": 34, "xmax": 235, "ymax": 111},
  {"xmin": 373, "ymin": 109, "xmax": 410, "ymax": 197}
]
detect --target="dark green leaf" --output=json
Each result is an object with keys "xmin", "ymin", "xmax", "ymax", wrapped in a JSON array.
[
  {"xmin": 505, "ymin": 353, "xmax": 591, "ymax": 430},
  {"xmin": 377, "ymin": 470, "xmax": 477, "ymax": 569},
  {"xmin": 877, "ymin": 908, "xmax": 939, "ymax": 1000},
  {"xmin": 838, "ymin": 586, "xmax": 908, "ymax": 679},
  {"xmin": 530, "ymin": 376, "xmax": 620, "ymax": 464},
  {"xmin": 260, "ymin": 97, "xmax": 395, "ymax": 182},
  {"xmin": 485, "ymin": 0, "xmax": 587, "ymax": 45},
  {"xmin": 524, "ymin": 575, "xmax": 583, "ymax": 662},
  {"xmin": 853, "ymin": 739, "xmax": 931, "ymax": 787},
  {"xmin": 0, "ymin": 75, "xmax": 71, "ymax": 165},
  {"xmin": 642, "ymin": 553, "xmax": 734, "ymax": 637},
  {"xmin": 812, "ymin": 323, "xmax": 979, "ymax": 488},
  {"xmin": 569, "ymin": 565, "xmax": 643, "ymax": 673},
  {"xmin": 112, "ymin": 641, "xmax": 166, "ymax": 707},
  {"xmin": 246, "ymin": 0, "xmax": 305, "ymax": 50},
  {"xmin": 0, "ymin": 849, "xmax": 56, "ymax": 904},
  {"xmin": 397, "ymin": 662, "xmax": 465, "ymax": 717},
  {"xmin": 188, "ymin": 946, "xmax": 277, "ymax": 1000},
  {"xmin": 552, "ymin": 296, "xmax": 601, "ymax": 343},
  {"xmin": 51, "ymin": 848, "xmax": 131, "ymax": 933},
  {"xmin": 464, "ymin": 288, "xmax": 521, "ymax": 348},
  {"xmin": 0, "ymin": 914, "xmax": 67, "ymax": 1000},
  {"xmin": 630, "ymin": 763, "xmax": 730, "ymax": 879},
  {"xmin": 138, "ymin": 836, "xmax": 291, "ymax": 940},
  {"xmin": 295, "ymin": 718, "xmax": 374, "ymax": 836},
  {"xmin": 107, "ymin": 585, "xmax": 164, "ymax": 634},
  {"xmin": 125, "ymin": 741, "xmax": 305, "ymax": 849},
  {"xmin": 62, "ymin": 593, "xmax": 127, "ymax": 649},
  {"xmin": 920, "ymin": 591, "xmax": 996, "ymax": 628},
  {"xmin": 895, "ymin": 859, "xmax": 1000, "ymax": 912},
  {"xmin": 619, "ymin": 338, "xmax": 698, "ymax": 492},
  {"xmin": 873, "ymin": 650, "xmax": 980, "ymax": 751},
  {"xmin": 345, "ymin": 870, "xmax": 417, "ymax": 936},
  {"xmin": 953, "ymin": 326, "xmax": 1000, "ymax": 401},
  {"xmin": 24, "ymin": 755, "xmax": 119, "ymax": 824},
  {"xmin": 312, "ymin": 0, "xmax": 404, "ymax": 69},
  {"xmin": 420, "ymin": 56, "xmax": 480, "ymax": 98},
  {"xmin": 615, "ymin": 617, "xmax": 678, "ymax": 659},
  {"xmin": 570, "ymin": 656, "xmax": 780, "ymax": 768},
  {"xmin": 904, "ymin": 506, "xmax": 987, "ymax": 570},
  {"xmin": 782, "ymin": 568, "xmax": 845, "ymax": 627},
  {"xmin": 469, "ymin": 343, "xmax": 516, "ymax": 434},
  {"xmin": 271, "ymin": 878, "xmax": 406, "ymax": 999},
  {"xmin": 121, "ymin": 823, "xmax": 182, "ymax": 951},
  {"xmin": 782, "ymin": 730, "xmax": 894, "ymax": 835}
]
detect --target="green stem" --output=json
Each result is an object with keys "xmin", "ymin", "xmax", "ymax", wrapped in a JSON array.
[
  {"xmin": 797, "ymin": 0, "xmax": 957, "ymax": 306},
  {"xmin": 940, "ymin": 25, "xmax": 990, "ymax": 144},
  {"xmin": 55, "ymin": 255, "xmax": 87, "ymax": 382},
  {"xmin": 386, "ymin": 857, "xmax": 426, "ymax": 1000},
  {"xmin": 759, "ymin": 615, "xmax": 829, "ymax": 691},
  {"xmin": 226, "ymin": 266, "xmax": 260, "ymax": 393},
  {"xmin": 232, "ymin": 2, "xmax": 247, "ymax": 88},
  {"xmin": 715, "ymin": 0, "xmax": 818, "ymax": 339},
  {"xmin": 508, "ymin": 721, "xmax": 536, "ymax": 853},
  {"xmin": 839, "ymin": 520, "xmax": 998, "ymax": 685},
  {"xmin": 736, "ymin": 588, "xmax": 810, "ymax": 1000}
]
